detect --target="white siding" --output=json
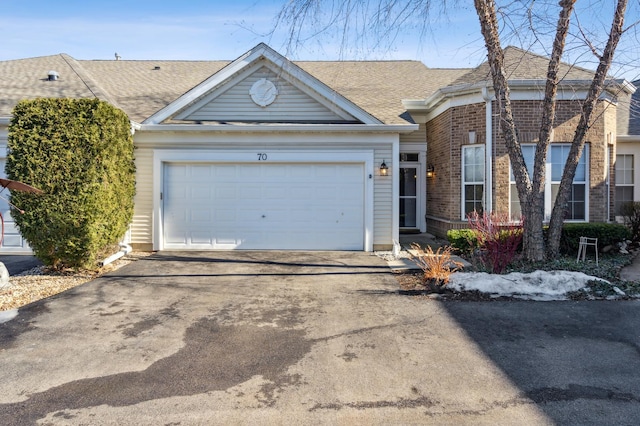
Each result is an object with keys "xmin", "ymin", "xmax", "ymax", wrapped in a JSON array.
[
  {"xmin": 131, "ymin": 131, "xmax": 398, "ymax": 251},
  {"xmin": 374, "ymin": 147, "xmax": 393, "ymax": 246},
  {"xmin": 131, "ymin": 148, "xmax": 154, "ymax": 246},
  {"xmin": 400, "ymin": 124, "xmax": 426, "ymax": 144},
  {"xmin": 617, "ymin": 142, "xmax": 640, "ymax": 201},
  {"xmin": 179, "ymin": 67, "xmax": 353, "ymax": 123}
]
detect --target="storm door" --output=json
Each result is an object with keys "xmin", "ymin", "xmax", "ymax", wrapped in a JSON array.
[{"xmin": 400, "ymin": 153, "xmax": 420, "ymax": 229}]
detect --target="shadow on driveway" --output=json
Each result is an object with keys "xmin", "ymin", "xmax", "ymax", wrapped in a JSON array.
[
  {"xmin": 104, "ymin": 251, "xmax": 392, "ymax": 280},
  {"xmin": 442, "ymin": 300, "xmax": 640, "ymax": 425}
]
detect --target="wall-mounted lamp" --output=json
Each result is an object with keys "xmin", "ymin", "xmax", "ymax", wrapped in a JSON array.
[
  {"xmin": 380, "ymin": 160, "xmax": 389, "ymax": 176},
  {"xmin": 426, "ymin": 164, "xmax": 435, "ymax": 178}
]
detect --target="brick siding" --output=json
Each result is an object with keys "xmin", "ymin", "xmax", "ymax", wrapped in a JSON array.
[{"xmin": 426, "ymin": 98, "xmax": 614, "ymax": 238}]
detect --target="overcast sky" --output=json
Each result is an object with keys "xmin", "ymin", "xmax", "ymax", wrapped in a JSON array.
[{"xmin": 1, "ymin": 0, "xmax": 638, "ymax": 81}]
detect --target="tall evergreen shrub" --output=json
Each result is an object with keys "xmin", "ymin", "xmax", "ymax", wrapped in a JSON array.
[{"xmin": 7, "ymin": 98, "xmax": 136, "ymax": 269}]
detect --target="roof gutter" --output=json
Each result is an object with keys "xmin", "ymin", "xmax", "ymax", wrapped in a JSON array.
[
  {"xmin": 618, "ymin": 135, "xmax": 640, "ymax": 143},
  {"xmin": 404, "ymin": 78, "xmax": 635, "ymax": 114},
  {"xmin": 137, "ymin": 123, "xmax": 419, "ymax": 134}
]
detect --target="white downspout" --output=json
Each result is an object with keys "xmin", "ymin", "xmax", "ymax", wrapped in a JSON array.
[
  {"xmin": 483, "ymin": 87, "xmax": 493, "ymax": 214},
  {"xmin": 101, "ymin": 243, "xmax": 133, "ymax": 267},
  {"xmin": 392, "ymin": 138, "xmax": 400, "ymax": 245}
]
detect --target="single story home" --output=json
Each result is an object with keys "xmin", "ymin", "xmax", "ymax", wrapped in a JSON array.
[{"xmin": 0, "ymin": 43, "xmax": 636, "ymax": 253}]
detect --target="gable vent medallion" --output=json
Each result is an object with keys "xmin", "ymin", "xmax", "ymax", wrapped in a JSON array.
[{"xmin": 249, "ymin": 78, "xmax": 278, "ymax": 107}]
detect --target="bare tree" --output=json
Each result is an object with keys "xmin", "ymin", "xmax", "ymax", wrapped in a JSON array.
[
  {"xmin": 475, "ymin": 0, "xmax": 629, "ymax": 260},
  {"xmin": 273, "ymin": 0, "xmax": 636, "ymax": 261}
]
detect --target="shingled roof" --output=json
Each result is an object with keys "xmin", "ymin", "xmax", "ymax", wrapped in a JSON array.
[
  {"xmin": 0, "ymin": 46, "xmax": 626, "ymax": 127},
  {"xmin": 0, "ymin": 53, "xmax": 468, "ymax": 125},
  {"xmin": 0, "ymin": 54, "xmax": 97, "ymax": 117},
  {"xmin": 449, "ymin": 46, "xmax": 598, "ymax": 87}
]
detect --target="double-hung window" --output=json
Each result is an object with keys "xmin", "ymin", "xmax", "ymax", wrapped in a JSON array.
[
  {"xmin": 462, "ymin": 145, "xmax": 485, "ymax": 218},
  {"xmin": 510, "ymin": 144, "xmax": 589, "ymax": 221},
  {"xmin": 615, "ymin": 154, "xmax": 634, "ymax": 214}
]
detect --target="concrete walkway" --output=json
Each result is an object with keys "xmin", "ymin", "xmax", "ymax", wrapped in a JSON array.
[{"xmin": 386, "ymin": 232, "xmax": 470, "ymax": 271}]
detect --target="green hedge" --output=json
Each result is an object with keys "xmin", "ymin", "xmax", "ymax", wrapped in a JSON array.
[
  {"xmin": 557, "ymin": 223, "xmax": 630, "ymax": 253},
  {"xmin": 447, "ymin": 229, "xmax": 478, "ymax": 254},
  {"xmin": 7, "ymin": 98, "xmax": 136, "ymax": 269},
  {"xmin": 449, "ymin": 222, "xmax": 630, "ymax": 255}
]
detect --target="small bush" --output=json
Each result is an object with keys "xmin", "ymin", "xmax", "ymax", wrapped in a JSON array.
[
  {"xmin": 468, "ymin": 211, "xmax": 523, "ymax": 274},
  {"xmin": 7, "ymin": 98, "xmax": 136, "ymax": 269},
  {"xmin": 409, "ymin": 243, "xmax": 463, "ymax": 288},
  {"xmin": 558, "ymin": 223, "xmax": 630, "ymax": 254},
  {"xmin": 447, "ymin": 229, "xmax": 478, "ymax": 254},
  {"xmin": 619, "ymin": 201, "xmax": 640, "ymax": 242}
]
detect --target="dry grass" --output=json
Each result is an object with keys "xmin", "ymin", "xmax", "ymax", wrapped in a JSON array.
[
  {"xmin": 409, "ymin": 243, "xmax": 464, "ymax": 287},
  {"xmin": 0, "ymin": 252, "xmax": 153, "ymax": 311}
]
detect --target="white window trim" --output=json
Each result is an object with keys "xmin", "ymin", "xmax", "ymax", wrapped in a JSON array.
[
  {"xmin": 509, "ymin": 144, "xmax": 590, "ymax": 222},
  {"xmin": 615, "ymin": 153, "xmax": 634, "ymax": 216},
  {"xmin": 461, "ymin": 145, "xmax": 485, "ymax": 220}
]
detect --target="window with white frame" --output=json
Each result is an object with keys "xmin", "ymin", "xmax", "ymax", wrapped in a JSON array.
[
  {"xmin": 510, "ymin": 144, "xmax": 589, "ymax": 221},
  {"xmin": 462, "ymin": 145, "xmax": 484, "ymax": 218},
  {"xmin": 615, "ymin": 154, "xmax": 634, "ymax": 214}
]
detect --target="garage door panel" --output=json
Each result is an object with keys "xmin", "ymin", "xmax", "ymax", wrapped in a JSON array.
[{"xmin": 163, "ymin": 163, "xmax": 364, "ymax": 250}]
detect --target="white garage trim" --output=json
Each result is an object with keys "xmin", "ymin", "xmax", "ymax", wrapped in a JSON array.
[{"xmin": 153, "ymin": 150, "xmax": 375, "ymax": 251}]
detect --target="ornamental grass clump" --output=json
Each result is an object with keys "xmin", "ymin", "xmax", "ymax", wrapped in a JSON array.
[{"xmin": 409, "ymin": 243, "xmax": 463, "ymax": 289}]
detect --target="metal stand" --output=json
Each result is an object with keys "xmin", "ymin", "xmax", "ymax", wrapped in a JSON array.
[{"xmin": 577, "ymin": 237, "xmax": 598, "ymax": 265}]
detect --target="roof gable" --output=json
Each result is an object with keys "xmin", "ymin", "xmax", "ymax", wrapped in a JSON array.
[{"xmin": 144, "ymin": 43, "xmax": 380, "ymax": 125}]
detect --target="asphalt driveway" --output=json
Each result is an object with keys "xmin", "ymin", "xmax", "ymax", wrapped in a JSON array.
[{"xmin": 1, "ymin": 251, "xmax": 639, "ymax": 425}]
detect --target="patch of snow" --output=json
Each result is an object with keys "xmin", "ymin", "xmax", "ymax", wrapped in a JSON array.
[
  {"xmin": 613, "ymin": 286, "xmax": 626, "ymax": 296},
  {"xmin": 448, "ymin": 270, "xmax": 609, "ymax": 301},
  {"xmin": 0, "ymin": 309, "xmax": 18, "ymax": 323}
]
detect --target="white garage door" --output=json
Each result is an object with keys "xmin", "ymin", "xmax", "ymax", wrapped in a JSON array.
[
  {"xmin": 0, "ymin": 159, "xmax": 31, "ymax": 253},
  {"xmin": 162, "ymin": 163, "xmax": 365, "ymax": 250}
]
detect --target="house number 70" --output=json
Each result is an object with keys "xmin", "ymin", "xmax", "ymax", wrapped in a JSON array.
[{"xmin": 257, "ymin": 153, "xmax": 268, "ymax": 161}]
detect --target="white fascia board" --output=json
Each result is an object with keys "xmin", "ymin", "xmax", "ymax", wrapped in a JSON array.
[
  {"xmin": 265, "ymin": 63, "xmax": 381, "ymax": 125},
  {"xmin": 173, "ymin": 61, "xmax": 263, "ymax": 121},
  {"xmin": 423, "ymin": 92, "xmax": 486, "ymax": 122},
  {"xmin": 133, "ymin": 128, "xmax": 400, "ymax": 148},
  {"xmin": 173, "ymin": 59, "xmax": 363, "ymax": 123},
  {"xmin": 144, "ymin": 49, "xmax": 263, "ymax": 125},
  {"xmin": 618, "ymin": 135, "xmax": 640, "ymax": 143},
  {"xmin": 246, "ymin": 44, "xmax": 381, "ymax": 124},
  {"xmin": 144, "ymin": 43, "xmax": 382, "ymax": 126},
  {"xmin": 616, "ymin": 79, "xmax": 637, "ymax": 95},
  {"xmin": 260, "ymin": 62, "xmax": 359, "ymax": 122},
  {"xmin": 405, "ymin": 78, "xmax": 621, "ymax": 121},
  {"xmin": 138, "ymin": 123, "xmax": 417, "ymax": 133}
]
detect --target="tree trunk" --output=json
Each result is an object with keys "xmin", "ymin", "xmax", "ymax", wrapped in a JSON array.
[
  {"xmin": 475, "ymin": 0, "xmax": 546, "ymax": 260},
  {"xmin": 547, "ymin": 0, "xmax": 628, "ymax": 257}
]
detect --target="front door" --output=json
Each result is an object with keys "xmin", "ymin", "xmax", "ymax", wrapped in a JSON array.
[{"xmin": 399, "ymin": 152, "xmax": 423, "ymax": 231}]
